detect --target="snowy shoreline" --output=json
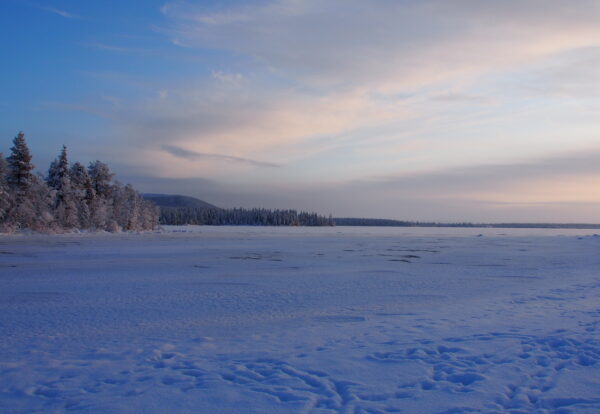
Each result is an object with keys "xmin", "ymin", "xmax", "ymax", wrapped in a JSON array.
[{"xmin": 1, "ymin": 227, "xmax": 600, "ymax": 413}]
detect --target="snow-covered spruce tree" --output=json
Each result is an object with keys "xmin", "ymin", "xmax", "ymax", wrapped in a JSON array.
[
  {"xmin": 29, "ymin": 173, "xmax": 56, "ymax": 232},
  {"xmin": 47, "ymin": 146, "xmax": 78, "ymax": 229},
  {"xmin": 0, "ymin": 154, "xmax": 16, "ymax": 232},
  {"xmin": 88, "ymin": 160, "xmax": 114, "ymax": 198},
  {"xmin": 6, "ymin": 132, "xmax": 38, "ymax": 229},
  {"xmin": 70, "ymin": 162, "xmax": 94, "ymax": 228},
  {"xmin": 87, "ymin": 160, "xmax": 114, "ymax": 230},
  {"xmin": 7, "ymin": 132, "xmax": 34, "ymax": 192}
]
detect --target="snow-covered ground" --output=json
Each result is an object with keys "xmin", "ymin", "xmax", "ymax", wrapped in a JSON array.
[{"xmin": 1, "ymin": 226, "xmax": 600, "ymax": 413}]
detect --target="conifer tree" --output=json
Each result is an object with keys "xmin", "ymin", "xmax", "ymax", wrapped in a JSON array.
[
  {"xmin": 7, "ymin": 132, "xmax": 34, "ymax": 196},
  {"xmin": 88, "ymin": 161, "xmax": 114, "ymax": 229},
  {"xmin": 70, "ymin": 162, "xmax": 94, "ymax": 228},
  {"xmin": 88, "ymin": 161, "xmax": 114, "ymax": 199},
  {"xmin": 6, "ymin": 132, "xmax": 37, "ymax": 228},
  {"xmin": 0, "ymin": 154, "xmax": 14, "ymax": 231},
  {"xmin": 47, "ymin": 146, "xmax": 78, "ymax": 228},
  {"xmin": 29, "ymin": 173, "xmax": 56, "ymax": 231}
]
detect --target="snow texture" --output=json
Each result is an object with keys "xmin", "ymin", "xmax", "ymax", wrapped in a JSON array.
[{"xmin": 1, "ymin": 226, "xmax": 600, "ymax": 413}]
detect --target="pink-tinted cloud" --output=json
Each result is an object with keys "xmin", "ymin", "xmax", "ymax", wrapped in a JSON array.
[{"xmin": 161, "ymin": 0, "xmax": 600, "ymax": 91}]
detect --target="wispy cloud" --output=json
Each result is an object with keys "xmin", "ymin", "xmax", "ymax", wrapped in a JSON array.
[
  {"xmin": 162, "ymin": 145, "xmax": 281, "ymax": 168},
  {"xmin": 83, "ymin": 43, "xmax": 144, "ymax": 54},
  {"xmin": 111, "ymin": 78, "xmax": 405, "ymax": 161},
  {"xmin": 521, "ymin": 46, "xmax": 600, "ymax": 98},
  {"xmin": 43, "ymin": 6, "xmax": 80, "ymax": 19},
  {"xmin": 212, "ymin": 70, "xmax": 243, "ymax": 84},
  {"xmin": 359, "ymin": 148, "xmax": 600, "ymax": 204},
  {"xmin": 162, "ymin": 0, "xmax": 600, "ymax": 92},
  {"xmin": 430, "ymin": 93, "xmax": 492, "ymax": 104}
]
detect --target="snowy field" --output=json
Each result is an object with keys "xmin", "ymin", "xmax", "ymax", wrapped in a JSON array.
[{"xmin": 1, "ymin": 226, "xmax": 600, "ymax": 414}]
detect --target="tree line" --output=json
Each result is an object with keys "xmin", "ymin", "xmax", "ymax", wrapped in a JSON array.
[
  {"xmin": 0, "ymin": 132, "xmax": 159, "ymax": 233},
  {"xmin": 159, "ymin": 206, "xmax": 334, "ymax": 226},
  {"xmin": 334, "ymin": 217, "xmax": 600, "ymax": 229}
]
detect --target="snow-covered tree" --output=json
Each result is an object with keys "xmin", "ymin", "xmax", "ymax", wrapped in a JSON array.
[
  {"xmin": 106, "ymin": 181, "xmax": 125, "ymax": 232},
  {"xmin": 1, "ymin": 133, "xmax": 158, "ymax": 233},
  {"xmin": 7, "ymin": 132, "xmax": 34, "ymax": 196},
  {"xmin": 88, "ymin": 161, "xmax": 114, "ymax": 199},
  {"xmin": 70, "ymin": 162, "xmax": 94, "ymax": 228},
  {"xmin": 111, "ymin": 182, "xmax": 158, "ymax": 231},
  {"xmin": 47, "ymin": 146, "xmax": 78, "ymax": 229},
  {"xmin": 28, "ymin": 174, "xmax": 56, "ymax": 232},
  {"xmin": 0, "ymin": 154, "xmax": 15, "ymax": 231},
  {"xmin": 88, "ymin": 161, "xmax": 114, "ymax": 229},
  {"xmin": 6, "ymin": 133, "xmax": 37, "ymax": 228},
  {"xmin": 139, "ymin": 198, "xmax": 160, "ymax": 230}
]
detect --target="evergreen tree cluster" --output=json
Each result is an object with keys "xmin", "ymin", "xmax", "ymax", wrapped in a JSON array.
[
  {"xmin": 0, "ymin": 132, "xmax": 159, "ymax": 233},
  {"xmin": 160, "ymin": 206, "xmax": 334, "ymax": 226}
]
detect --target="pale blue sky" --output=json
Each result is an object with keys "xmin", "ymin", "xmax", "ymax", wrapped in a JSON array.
[{"xmin": 2, "ymin": 0, "xmax": 600, "ymax": 222}]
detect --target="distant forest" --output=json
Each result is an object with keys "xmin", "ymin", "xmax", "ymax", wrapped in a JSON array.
[
  {"xmin": 334, "ymin": 218, "xmax": 600, "ymax": 229},
  {"xmin": 159, "ymin": 206, "xmax": 334, "ymax": 226},
  {"xmin": 145, "ymin": 194, "xmax": 334, "ymax": 227},
  {"xmin": 0, "ymin": 132, "xmax": 159, "ymax": 233}
]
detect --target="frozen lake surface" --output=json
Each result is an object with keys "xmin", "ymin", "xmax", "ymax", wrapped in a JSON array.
[{"xmin": 1, "ymin": 226, "xmax": 600, "ymax": 413}]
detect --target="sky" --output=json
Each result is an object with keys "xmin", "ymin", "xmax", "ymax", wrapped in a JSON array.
[{"xmin": 2, "ymin": 0, "xmax": 600, "ymax": 222}]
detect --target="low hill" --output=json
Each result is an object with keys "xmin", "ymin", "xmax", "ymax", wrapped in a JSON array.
[
  {"xmin": 143, "ymin": 194, "xmax": 219, "ymax": 210},
  {"xmin": 143, "ymin": 194, "xmax": 332, "ymax": 226}
]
